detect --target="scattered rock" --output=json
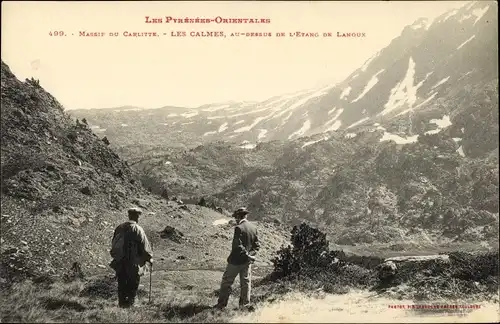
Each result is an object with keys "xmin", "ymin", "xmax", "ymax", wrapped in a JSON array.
[
  {"xmin": 63, "ymin": 261, "xmax": 85, "ymax": 282},
  {"xmin": 177, "ymin": 255, "xmax": 186, "ymax": 260},
  {"xmin": 80, "ymin": 186, "xmax": 93, "ymax": 196},
  {"xmin": 159, "ymin": 226, "xmax": 184, "ymax": 243},
  {"xmin": 52, "ymin": 206, "xmax": 63, "ymax": 213},
  {"xmin": 102, "ymin": 136, "xmax": 110, "ymax": 146}
]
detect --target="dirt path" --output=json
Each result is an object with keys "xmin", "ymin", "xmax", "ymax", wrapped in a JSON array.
[{"xmin": 230, "ymin": 290, "xmax": 500, "ymax": 323}]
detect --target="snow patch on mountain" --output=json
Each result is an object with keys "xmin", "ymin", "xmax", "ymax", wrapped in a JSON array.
[
  {"xmin": 289, "ymin": 120, "xmax": 312, "ymax": 140},
  {"xmin": 328, "ymin": 107, "xmax": 337, "ymax": 115},
  {"xmin": 457, "ymin": 35, "xmax": 476, "ymax": 50},
  {"xmin": 431, "ymin": 77, "xmax": 450, "ymax": 90},
  {"xmin": 326, "ymin": 108, "xmax": 344, "ymax": 126},
  {"xmin": 465, "ymin": 1, "xmax": 477, "ymax": 11},
  {"xmin": 302, "ymin": 136, "xmax": 329, "ymax": 148},
  {"xmin": 380, "ymin": 132, "xmax": 419, "ymax": 144},
  {"xmin": 457, "ymin": 146, "xmax": 466, "ymax": 157},
  {"xmin": 340, "ymin": 87, "xmax": 352, "ymax": 100},
  {"xmin": 218, "ymin": 122, "xmax": 228, "ymax": 133},
  {"xmin": 381, "ymin": 57, "xmax": 425, "ymax": 116},
  {"xmin": 431, "ymin": 115, "xmax": 452, "ymax": 128},
  {"xmin": 239, "ymin": 141, "xmax": 256, "ymax": 149},
  {"xmin": 203, "ymin": 130, "xmax": 217, "ymax": 137},
  {"xmin": 459, "ymin": 13, "xmax": 474, "ymax": 23},
  {"xmin": 411, "ymin": 18, "xmax": 431, "ymax": 30},
  {"xmin": 345, "ymin": 133, "xmax": 357, "ymax": 139},
  {"xmin": 347, "ymin": 117, "xmax": 369, "ymax": 129},
  {"xmin": 352, "ymin": 69, "xmax": 385, "ymax": 103},
  {"xmin": 325, "ymin": 120, "xmax": 342, "ymax": 132},
  {"xmin": 235, "ymin": 120, "xmax": 245, "ymax": 125},
  {"xmin": 258, "ymin": 129, "xmax": 268, "ymax": 140},
  {"xmin": 472, "ymin": 5, "xmax": 489, "ymax": 25},
  {"xmin": 234, "ymin": 116, "xmax": 266, "ymax": 133},
  {"xmin": 396, "ymin": 91, "xmax": 438, "ymax": 116},
  {"xmin": 181, "ymin": 111, "xmax": 199, "ymax": 118},
  {"xmin": 424, "ymin": 115, "xmax": 452, "ymax": 135},
  {"xmin": 206, "ymin": 115, "xmax": 225, "ymax": 120},
  {"xmin": 441, "ymin": 9, "xmax": 459, "ymax": 23}
]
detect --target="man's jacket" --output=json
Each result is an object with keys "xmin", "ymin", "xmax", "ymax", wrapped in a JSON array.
[
  {"xmin": 227, "ymin": 219, "xmax": 260, "ymax": 265},
  {"xmin": 110, "ymin": 220, "xmax": 153, "ymax": 268}
]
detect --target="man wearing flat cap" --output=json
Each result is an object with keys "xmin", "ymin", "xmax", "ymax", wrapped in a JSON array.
[
  {"xmin": 215, "ymin": 207, "xmax": 260, "ymax": 310},
  {"xmin": 110, "ymin": 207, "xmax": 153, "ymax": 308}
]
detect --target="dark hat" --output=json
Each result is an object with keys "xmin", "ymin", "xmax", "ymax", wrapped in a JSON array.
[
  {"xmin": 232, "ymin": 207, "xmax": 249, "ymax": 217},
  {"xmin": 128, "ymin": 207, "xmax": 143, "ymax": 216}
]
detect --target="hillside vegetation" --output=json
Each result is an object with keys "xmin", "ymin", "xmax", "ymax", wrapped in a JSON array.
[{"xmin": 119, "ymin": 80, "xmax": 499, "ymax": 248}]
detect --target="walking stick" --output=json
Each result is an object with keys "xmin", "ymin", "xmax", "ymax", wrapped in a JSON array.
[{"xmin": 149, "ymin": 243, "xmax": 153, "ymax": 304}]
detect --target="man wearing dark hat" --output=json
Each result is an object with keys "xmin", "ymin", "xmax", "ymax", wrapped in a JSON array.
[
  {"xmin": 110, "ymin": 207, "xmax": 153, "ymax": 308},
  {"xmin": 215, "ymin": 207, "xmax": 260, "ymax": 310}
]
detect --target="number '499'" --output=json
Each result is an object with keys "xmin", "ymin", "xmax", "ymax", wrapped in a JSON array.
[{"xmin": 49, "ymin": 31, "xmax": 65, "ymax": 36}]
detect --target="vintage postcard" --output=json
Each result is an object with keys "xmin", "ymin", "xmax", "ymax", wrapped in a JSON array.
[{"xmin": 1, "ymin": 1, "xmax": 498, "ymax": 323}]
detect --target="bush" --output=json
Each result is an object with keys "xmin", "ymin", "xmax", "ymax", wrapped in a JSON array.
[
  {"xmin": 270, "ymin": 223, "xmax": 375, "ymax": 288},
  {"xmin": 271, "ymin": 223, "xmax": 332, "ymax": 277}
]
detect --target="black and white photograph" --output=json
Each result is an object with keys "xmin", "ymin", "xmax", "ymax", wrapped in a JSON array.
[{"xmin": 1, "ymin": 1, "xmax": 499, "ymax": 322}]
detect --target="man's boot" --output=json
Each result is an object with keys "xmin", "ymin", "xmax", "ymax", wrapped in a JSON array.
[{"xmin": 118, "ymin": 287, "xmax": 129, "ymax": 308}]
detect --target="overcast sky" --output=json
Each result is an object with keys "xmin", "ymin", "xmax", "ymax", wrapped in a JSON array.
[{"xmin": 2, "ymin": 1, "xmax": 470, "ymax": 109}]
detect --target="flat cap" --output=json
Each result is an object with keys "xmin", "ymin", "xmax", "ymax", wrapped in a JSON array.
[{"xmin": 128, "ymin": 207, "xmax": 143, "ymax": 215}]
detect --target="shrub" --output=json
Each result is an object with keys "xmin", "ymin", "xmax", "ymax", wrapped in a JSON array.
[
  {"xmin": 271, "ymin": 223, "xmax": 332, "ymax": 277},
  {"xmin": 270, "ymin": 223, "xmax": 374, "ymax": 288}
]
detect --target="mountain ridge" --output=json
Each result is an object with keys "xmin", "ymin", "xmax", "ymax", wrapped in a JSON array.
[{"xmin": 69, "ymin": 1, "xmax": 497, "ymax": 150}]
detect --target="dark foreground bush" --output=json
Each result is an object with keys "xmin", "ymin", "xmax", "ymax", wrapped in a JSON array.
[
  {"xmin": 269, "ymin": 223, "xmax": 499, "ymax": 300},
  {"xmin": 270, "ymin": 223, "xmax": 376, "ymax": 288}
]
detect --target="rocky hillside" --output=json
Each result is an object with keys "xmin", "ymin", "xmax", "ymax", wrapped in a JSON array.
[
  {"xmin": 1, "ymin": 60, "xmax": 147, "ymax": 281},
  {"xmin": 126, "ymin": 78, "xmax": 498, "ymax": 246},
  {"xmin": 71, "ymin": 1, "xmax": 497, "ymax": 157},
  {"xmin": 0, "ymin": 60, "xmax": 289, "ymax": 286}
]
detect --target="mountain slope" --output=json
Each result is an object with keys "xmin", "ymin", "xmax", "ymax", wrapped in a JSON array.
[
  {"xmin": 1, "ymin": 60, "xmax": 149, "ymax": 282},
  {"xmin": 70, "ymin": 1, "xmax": 497, "ymax": 157},
  {"xmin": 0, "ymin": 61, "xmax": 290, "ymax": 286}
]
